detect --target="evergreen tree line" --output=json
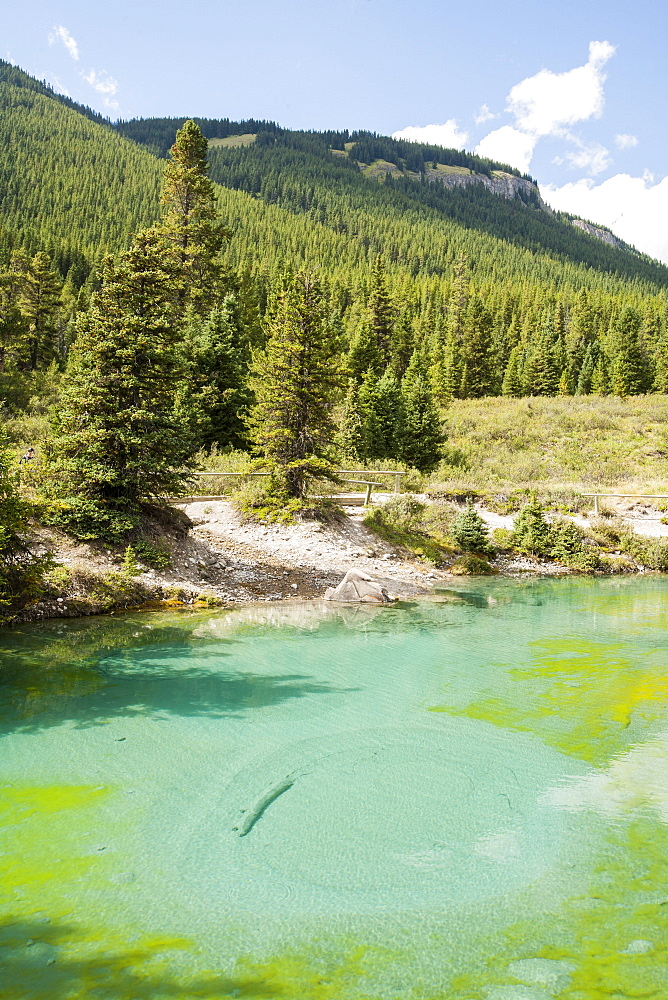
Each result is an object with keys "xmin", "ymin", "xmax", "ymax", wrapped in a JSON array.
[{"xmin": 2, "ymin": 118, "xmax": 668, "ymax": 554}]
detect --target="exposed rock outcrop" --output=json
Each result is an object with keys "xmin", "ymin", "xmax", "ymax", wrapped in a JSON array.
[
  {"xmin": 425, "ymin": 168, "xmax": 550, "ymax": 209},
  {"xmin": 571, "ymin": 218, "xmax": 623, "ymax": 249}
]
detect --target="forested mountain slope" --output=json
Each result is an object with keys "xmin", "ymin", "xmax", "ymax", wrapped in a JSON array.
[
  {"xmin": 1, "ymin": 61, "xmax": 668, "ymax": 415},
  {"xmin": 0, "ymin": 60, "xmax": 162, "ymax": 281},
  {"xmin": 115, "ymin": 117, "xmax": 668, "ymax": 290},
  {"xmin": 0, "ymin": 56, "xmax": 666, "ymax": 298}
]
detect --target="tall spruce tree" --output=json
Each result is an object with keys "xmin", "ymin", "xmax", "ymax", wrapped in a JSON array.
[
  {"xmin": 179, "ymin": 297, "xmax": 252, "ymax": 451},
  {"xmin": 152, "ymin": 119, "xmax": 229, "ymax": 314},
  {"xmin": 339, "ymin": 379, "xmax": 366, "ymax": 461},
  {"xmin": 50, "ymin": 233, "xmax": 192, "ymax": 539},
  {"xmin": 367, "ymin": 257, "xmax": 396, "ymax": 364},
  {"xmin": 365, "ymin": 367, "xmax": 403, "ymax": 460},
  {"xmin": 502, "ymin": 344, "xmax": 525, "ymax": 397},
  {"xmin": 610, "ymin": 306, "xmax": 649, "ymax": 397},
  {"xmin": 399, "ymin": 353, "xmax": 443, "ymax": 472},
  {"xmin": 431, "ymin": 252, "xmax": 468, "ymax": 403},
  {"xmin": 249, "ymin": 272, "xmax": 343, "ymax": 499},
  {"xmin": 563, "ymin": 289, "xmax": 595, "ymax": 393},
  {"xmin": 20, "ymin": 252, "xmax": 62, "ymax": 370},
  {"xmin": 524, "ymin": 311, "xmax": 562, "ymax": 396},
  {"xmin": 460, "ymin": 294, "xmax": 495, "ymax": 397},
  {"xmin": 0, "ymin": 428, "xmax": 47, "ymax": 620}
]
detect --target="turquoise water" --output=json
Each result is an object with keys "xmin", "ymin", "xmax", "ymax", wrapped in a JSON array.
[{"xmin": 2, "ymin": 577, "xmax": 668, "ymax": 998}]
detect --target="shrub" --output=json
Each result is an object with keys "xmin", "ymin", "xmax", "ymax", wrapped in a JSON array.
[
  {"xmin": 42, "ymin": 565, "xmax": 72, "ymax": 595},
  {"xmin": 449, "ymin": 553, "xmax": 496, "ymax": 575},
  {"xmin": 491, "ymin": 527, "xmax": 515, "ymax": 550},
  {"xmin": 194, "ymin": 591, "xmax": 223, "ymax": 607},
  {"xmin": 375, "ymin": 495, "xmax": 426, "ymax": 533},
  {"xmin": 131, "ymin": 537, "xmax": 172, "ymax": 570},
  {"xmin": 619, "ymin": 533, "xmax": 668, "ymax": 571},
  {"xmin": 233, "ymin": 475, "xmax": 335, "ymax": 523}
]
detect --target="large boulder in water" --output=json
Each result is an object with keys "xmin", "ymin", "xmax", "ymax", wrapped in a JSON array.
[{"xmin": 324, "ymin": 569, "xmax": 397, "ymax": 604}]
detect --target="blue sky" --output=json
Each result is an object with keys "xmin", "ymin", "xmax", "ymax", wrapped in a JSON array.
[{"xmin": 4, "ymin": 0, "xmax": 668, "ymax": 262}]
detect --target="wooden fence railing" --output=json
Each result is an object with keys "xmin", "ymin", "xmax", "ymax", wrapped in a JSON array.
[
  {"xmin": 171, "ymin": 469, "xmax": 406, "ymax": 505},
  {"xmin": 582, "ymin": 493, "xmax": 668, "ymax": 515}
]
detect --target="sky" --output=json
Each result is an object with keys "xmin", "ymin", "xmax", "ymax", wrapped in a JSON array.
[{"xmin": 4, "ymin": 0, "xmax": 668, "ymax": 263}]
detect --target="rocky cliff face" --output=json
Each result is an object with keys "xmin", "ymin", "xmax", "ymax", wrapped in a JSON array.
[
  {"xmin": 570, "ymin": 218, "xmax": 623, "ymax": 249},
  {"xmin": 425, "ymin": 168, "xmax": 551, "ymax": 210}
]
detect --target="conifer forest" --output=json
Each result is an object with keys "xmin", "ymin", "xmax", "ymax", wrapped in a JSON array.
[{"xmin": 2, "ymin": 56, "xmax": 668, "ymax": 601}]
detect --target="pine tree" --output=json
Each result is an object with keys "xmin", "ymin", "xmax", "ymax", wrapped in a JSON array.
[
  {"xmin": 367, "ymin": 257, "xmax": 395, "ymax": 364},
  {"xmin": 152, "ymin": 119, "xmax": 229, "ymax": 314},
  {"xmin": 513, "ymin": 497, "xmax": 552, "ymax": 557},
  {"xmin": 249, "ymin": 272, "xmax": 343, "ymax": 498},
  {"xmin": 50, "ymin": 232, "xmax": 192, "ymax": 539},
  {"xmin": 366, "ymin": 367, "xmax": 403, "ymax": 459},
  {"xmin": 502, "ymin": 344, "xmax": 525, "ymax": 397},
  {"xmin": 430, "ymin": 252, "xmax": 468, "ymax": 403},
  {"xmin": 339, "ymin": 379, "xmax": 366, "ymax": 461},
  {"xmin": 450, "ymin": 500, "xmax": 491, "ymax": 552},
  {"xmin": 398, "ymin": 354, "xmax": 443, "ymax": 473},
  {"xmin": 653, "ymin": 327, "xmax": 668, "ymax": 393},
  {"xmin": 524, "ymin": 312, "xmax": 561, "ymax": 396},
  {"xmin": 179, "ymin": 297, "xmax": 252, "ymax": 451},
  {"xmin": 347, "ymin": 320, "xmax": 384, "ymax": 380},
  {"xmin": 590, "ymin": 351, "xmax": 609, "ymax": 395},
  {"xmin": 563, "ymin": 288, "xmax": 595, "ymax": 393},
  {"xmin": 576, "ymin": 342, "xmax": 597, "ymax": 394},
  {"xmin": 19, "ymin": 251, "xmax": 62, "ymax": 370},
  {"xmin": 0, "ymin": 271, "xmax": 28, "ymax": 380},
  {"xmin": 460, "ymin": 294, "xmax": 495, "ymax": 397},
  {"xmin": 0, "ymin": 428, "xmax": 47, "ymax": 619},
  {"xmin": 388, "ymin": 309, "xmax": 416, "ymax": 378},
  {"xmin": 610, "ymin": 307, "xmax": 649, "ymax": 397}
]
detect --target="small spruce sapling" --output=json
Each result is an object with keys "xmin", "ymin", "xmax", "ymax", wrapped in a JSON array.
[
  {"xmin": 450, "ymin": 500, "xmax": 492, "ymax": 553},
  {"xmin": 512, "ymin": 497, "xmax": 552, "ymax": 557}
]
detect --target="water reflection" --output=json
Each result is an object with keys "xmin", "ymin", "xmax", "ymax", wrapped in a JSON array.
[{"xmin": 547, "ymin": 734, "xmax": 668, "ymax": 822}]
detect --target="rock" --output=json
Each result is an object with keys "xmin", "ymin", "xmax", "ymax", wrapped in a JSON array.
[
  {"xmin": 621, "ymin": 939, "xmax": 653, "ymax": 955},
  {"xmin": 324, "ymin": 569, "xmax": 397, "ymax": 604}
]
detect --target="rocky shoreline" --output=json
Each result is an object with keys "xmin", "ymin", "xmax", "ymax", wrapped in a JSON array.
[{"xmin": 10, "ymin": 498, "xmax": 588, "ymax": 625}]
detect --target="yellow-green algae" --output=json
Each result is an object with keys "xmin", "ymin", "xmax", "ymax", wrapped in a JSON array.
[
  {"xmin": 444, "ymin": 815, "xmax": 668, "ymax": 999},
  {"xmin": 0, "ymin": 784, "xmax": 111, "ymax": 894},
  {"xmin": 431, "ymin": 636, "xmax": 668, "ymax": 765}
]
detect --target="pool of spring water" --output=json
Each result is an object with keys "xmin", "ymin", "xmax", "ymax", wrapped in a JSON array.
[{"xmin": 2, "ymin": 576, "xmax": 668, "ymax": 998}]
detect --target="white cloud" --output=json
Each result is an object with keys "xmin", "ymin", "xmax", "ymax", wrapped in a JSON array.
[
  {"xmin": 543, "ymin": 171, "xmax": 668, "ymax": 264},
  {"xmin": 475, "ymin": 126, "xmax": 536, "ymax": 173},
  {"xmin": 564, "ymin": 140, "xmax": 611, "ymax": 175},
  {"xmin": 82, "ymin": 69, "xmax": 118, "ymax": 96},
  {"xmin": 48, "ymin": 25, "xmax": 79, "ymax": 61},
  {"xmin": 475, "ymin": 103, "xmax": 495, "ymax": 126},
  {"xmin": 615, "ymin": 133, "xmax": 638, "ymax": 150},
  {"xmin": 507, "ymin": 40, "xmax": 615, "ymax": 136},
  {"xmin": 391, "ymin": 119, "xmax": 468, "ymax": 149},
  {"xmin": 46, "ymin": 75, "xmax": 71, "ymax": 97}
]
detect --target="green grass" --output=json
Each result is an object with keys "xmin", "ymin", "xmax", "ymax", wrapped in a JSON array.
[
  {"xmin": 430, "ymin": 164, "xmax": 472, "ymax": 176},
  {"xmin": 207, "ymin": 133, "xmax": 256, "ymax": 148},
  {"xmin": 362, "ymin": 159, "xmax": 405, "ymax": 178},
  {"xmin": 433, "ymin": 394, "xmax": 668, "ymax": 495}
]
